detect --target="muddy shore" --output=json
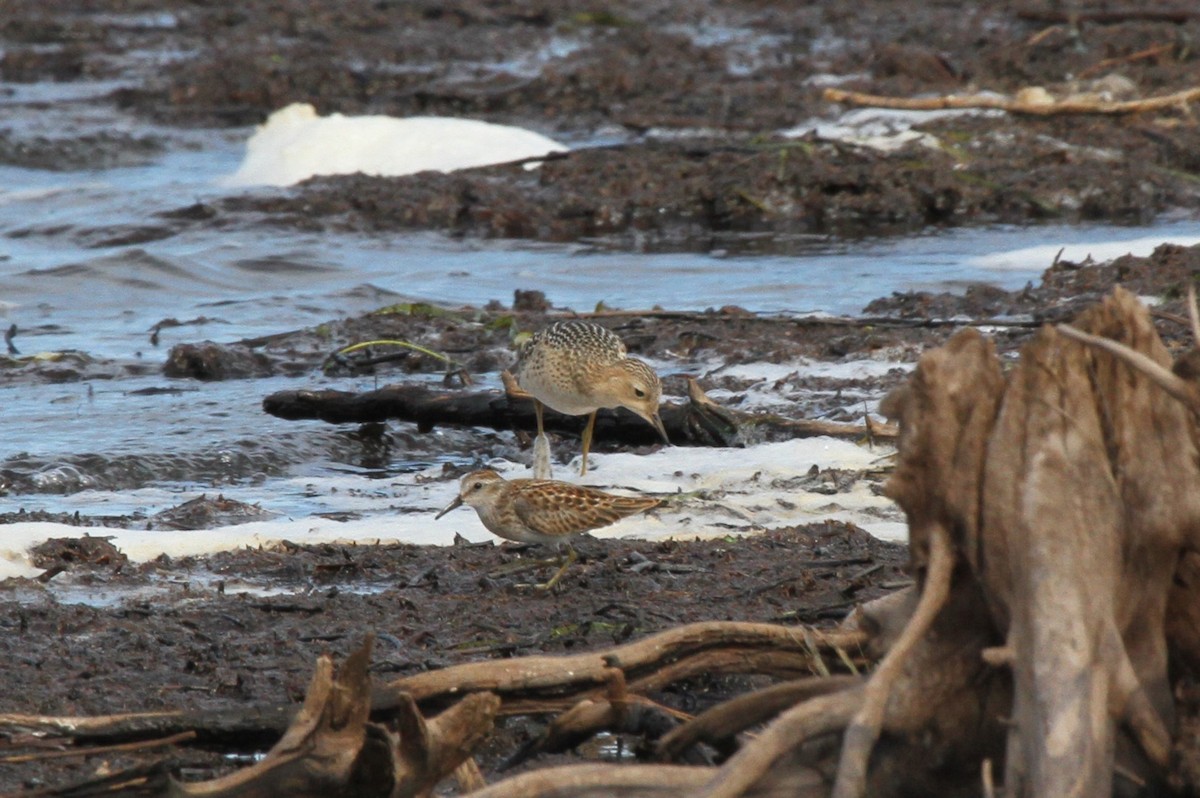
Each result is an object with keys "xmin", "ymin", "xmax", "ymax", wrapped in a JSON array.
[
  {"xmin": 4, "ymin": 0, "xmax": 1200, "ymax": 794},
  {"xmin": 4, "ymin": 0, "xmax": 1200, "ymax": 249}
]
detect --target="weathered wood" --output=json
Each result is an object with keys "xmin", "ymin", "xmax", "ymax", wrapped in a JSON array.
[
  {"xmin": 501, "ymin": 663, "xmax": 682, "ymax": 772},
  {"xmin": 980, "ymin": 291, "xmax": 1187, "ymax": 795},
  {"xmin": 0, "ymin": 706, "xmax": 295, "ymax": 747},
  {"xmin": 824, "ymin": 85, "xmax": 1200, "ymax": 116},
  {"xmin": 168, "ymin": 639, "xmax": 387, "ymax": 798},
  {"xmin": 466, "ymin": 764, "xmax": 715, "ymax": 798},
  {"xmin": 378, "ymin": 621, "xmax": 865, "ymax": 712},
  {"xmin": 656, "ymin": 675, "xmax": 861, "ymax": 762},
  {"xmin": 686, "ymin": 290, "xmax": 1199, "ymax": 798},
  {"xmin": 166, "ymin": 637, "xmax": 499, "ymax": 798},
  {"xmin": 861, "ymin": 288, "xmax": 1195, "ymax": 797},
  {"xmin": 261, "ymin": 381, "xmax": 893, "ymax": 444},
  {"xmin": 831, "ymin": 523, "xmax": 953, "ymax": 798},
  {"xmin": 0, "ymin": 622, "xmax": 863, "ymax": 750}
]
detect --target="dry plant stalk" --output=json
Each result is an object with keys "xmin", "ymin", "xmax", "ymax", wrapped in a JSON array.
[{"xmin": 823, "ymin": 85, "xmax": 1200, "ymax": 115}]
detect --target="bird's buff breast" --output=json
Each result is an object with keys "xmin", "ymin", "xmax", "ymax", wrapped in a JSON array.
[
  {"xmin": 517, "ymin": 371, "xmax": 612, "ymax": 416},
  {"xmin": 475, "ymin": 504, "xmax": 560, "ymax": 545}
]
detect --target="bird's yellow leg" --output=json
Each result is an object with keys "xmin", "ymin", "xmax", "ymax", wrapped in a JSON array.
[
  {"xmin": 530, "ymin": 399, "xmax": 553, "ymax": 479},
  {"xmin": 579, "ymin": 410, "xmax": 597, "ymax": 476},
  {"xmin": 535, "ymin": 546, "xmax": 578, "ymax": 592}
]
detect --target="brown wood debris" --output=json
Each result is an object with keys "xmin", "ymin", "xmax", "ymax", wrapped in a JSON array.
[
  {"xmin": 261, "ymin": 374, "xmax": 894, "ymax": 446},
  {"xmin": 823, "ymin": 85, "xmax": 1200, "ymax": 116}
]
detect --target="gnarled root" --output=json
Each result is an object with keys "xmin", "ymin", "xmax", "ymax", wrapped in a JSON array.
[
  {"xmin": 831, "ymin": 523, "xmax": 954, "ymax": 798},
  {"xmin": 169, "ymin": 636, "xmax": 499, "ymax": 798},
  {"xmin": 696, "ymin": 688, "xmax": 865, "ymax": 798},
  {"xmin": 466, "ymin": 763, "xmax": 715, "ymax": 798},
  {"xmin": 656, "ymin": 675, "xmax": 861, "ymax": 763}
]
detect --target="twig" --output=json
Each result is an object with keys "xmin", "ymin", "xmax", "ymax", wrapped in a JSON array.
[
  {"xmin": 468, "ymin": 763, "xmax": 713, "ymax": 798},
  {"xmin": 697, "ymin": 688, "xmax": 865, "ymax": 798},
  {"xmin": 657, "ymin": 675, "xmax": 860, "ymax": 762},
  {"xmin": 0, "ymin": 730, "xmax": 195, "ymax": 763},
  {"xmin": 831, "ymin": 522, "xmax": 955, "ymax": 798},
  {"xmin": 565, "ymin": 307, "xmax": 1043, "ymax": 329},
  {"xmin": 1057, "ymin": 323, "xmax": 1200, "ymax": 410},
  {"xmin": 1016, "ymin": 8, "xmax": 1199, "ymax": 24},
  {"xmin": 378, "ymin": 621, "xmax": 867, "ymax": 709},
  {"xmin": 1078, "ymin": 42, "xmax": 1173, "ymax": 80},
  {"xmin": 824, "ymin": 85, "xmax": 1200, "ymax": 116}
]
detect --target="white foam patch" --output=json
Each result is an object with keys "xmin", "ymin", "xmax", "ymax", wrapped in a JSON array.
[
  {"xmin": 784, "ymin": 105, "xmax": 1005, "ymax": 152},
  {"xmin": 0, "ymin": 437, "xmax": 905, "ymax": 580},
  {"xmin": 223, "ymin": 103, "xmax": 569, "ymax": 187},
  {"xmin": 969, "ymin": 235, "xmax": 1200, "ymax": 272},
  {"xmin": 427, "ymin": 440, "xmax": 903, "ymax": 546},
  {"xmin": 701, "ymin": 358, "xmax": 913, "ymax": 415},
  {"xmin": 713, "ymin": 358, "xmax": 913, "ymax": 382}
]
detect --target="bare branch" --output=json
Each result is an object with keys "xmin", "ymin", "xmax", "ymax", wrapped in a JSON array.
[{"xmin": 1056, "ymin": 324, "xmax": 1200, "ymax": 410}]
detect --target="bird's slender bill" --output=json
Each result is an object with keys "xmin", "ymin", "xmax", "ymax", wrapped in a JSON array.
[
  {"xmin": 648, "ymin": 412, "xmax": 670, "ymax": 444},
  {"xmin": 434, "ymin": 495, "xmax": 463, "ymax": 520}
]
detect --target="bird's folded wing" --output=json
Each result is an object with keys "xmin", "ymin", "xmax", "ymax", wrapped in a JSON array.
[{"xmin": 514, "ymin": 486, "xmax": 659, "ymax": 536}]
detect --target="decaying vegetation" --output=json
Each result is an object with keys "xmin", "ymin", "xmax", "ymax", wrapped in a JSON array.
[{"xmin": 7, "ymin": 286, "xmax": 1200, "ymax": 797}]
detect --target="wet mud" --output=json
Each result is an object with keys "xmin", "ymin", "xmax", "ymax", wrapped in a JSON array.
[
  {"xmin": 3, "ymin": 0, "xmax": 1200, "ymax": 249},
  {"xmin": 0, "ymin": 524, "xmax": 906, "ymax": 793}
]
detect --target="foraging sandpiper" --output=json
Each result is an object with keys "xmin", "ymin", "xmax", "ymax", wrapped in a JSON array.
[
  {"xmin": 435, "ymin": 468, "xmax": 660, "ymax": 589},
  {"xmin": 513, "ymin": 320, "xmax": 669, "ymax": 476}
]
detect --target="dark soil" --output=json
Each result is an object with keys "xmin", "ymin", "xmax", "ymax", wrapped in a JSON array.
[{"xmin": 0, "ymin": 523, "xmax": 905, "ymax": 793}]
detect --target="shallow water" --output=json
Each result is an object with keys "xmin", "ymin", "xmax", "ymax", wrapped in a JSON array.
[{"xmin": 5, "ymin": 82, "xmax": 1200, "ymax": 359}]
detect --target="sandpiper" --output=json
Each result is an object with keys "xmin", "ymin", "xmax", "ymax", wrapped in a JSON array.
[
  {"xmin": 513, "ymin": 320, "xmax": 669, "ymax": 476},
  {"xmin": 435, "ymin": 468, "xmax": 660, "ymax": 589}
]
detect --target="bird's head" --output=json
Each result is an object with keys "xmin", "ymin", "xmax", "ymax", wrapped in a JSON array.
[
  {"xmin": 435, "ymin": 469, "xmax": 505, "ymax": 518},
  {"xmin": 602, "ymin": 359, "xmax": 669, "ymax": 444}
]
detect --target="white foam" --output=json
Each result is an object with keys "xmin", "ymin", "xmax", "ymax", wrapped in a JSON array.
[
  {"xmin": 713, "ymin": 358, "xmax": 912, "ymax": 382},
  {"xmin": 969, "ymin": 235, "xmax": 1200, "ymax": 271},
  {"xmin": 0, "ymin": 436, "xmax": 904, "ymax": 579},
  {"xmin": 700, "ymin": 358, "xmax": 912, "ymax": 414},
  {"xmin": 224, "ymin": 103, "xmax": 569, "ymax": 187},
  {"xmin": 784, "ymin": 105, "xmax": 1005, "ymax": 152}
]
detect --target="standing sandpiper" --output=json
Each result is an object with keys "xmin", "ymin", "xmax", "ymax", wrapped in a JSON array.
[
  {"xmin": 513, "ymin": 320, "xmax": 669, "ymax": 477},
  {"xmin": 435, "ymin": 468, "xmax": 660, "ymax": 589}
]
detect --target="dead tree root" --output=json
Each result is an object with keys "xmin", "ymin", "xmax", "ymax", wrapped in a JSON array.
[
  {"xmin": 166, "ymin": 635, "xmax": 498, "ymax": 797},
  {"xmin": 655, "ymin": 675, "xmax": 861, "ymax": 763}
]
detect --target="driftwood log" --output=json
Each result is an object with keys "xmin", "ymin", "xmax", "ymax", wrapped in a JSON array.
[{"xmin": 261, "ymin": 375, "xmax": 895, "ymax": 446}]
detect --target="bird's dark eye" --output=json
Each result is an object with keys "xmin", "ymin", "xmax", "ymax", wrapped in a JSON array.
[
  {"xmin": 472, "ymin": 482, "xmax": 482, "ymax": 490},
  {"xmin": 634, "ymin": 388, "xmax": 646, "ymax": 398}
]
